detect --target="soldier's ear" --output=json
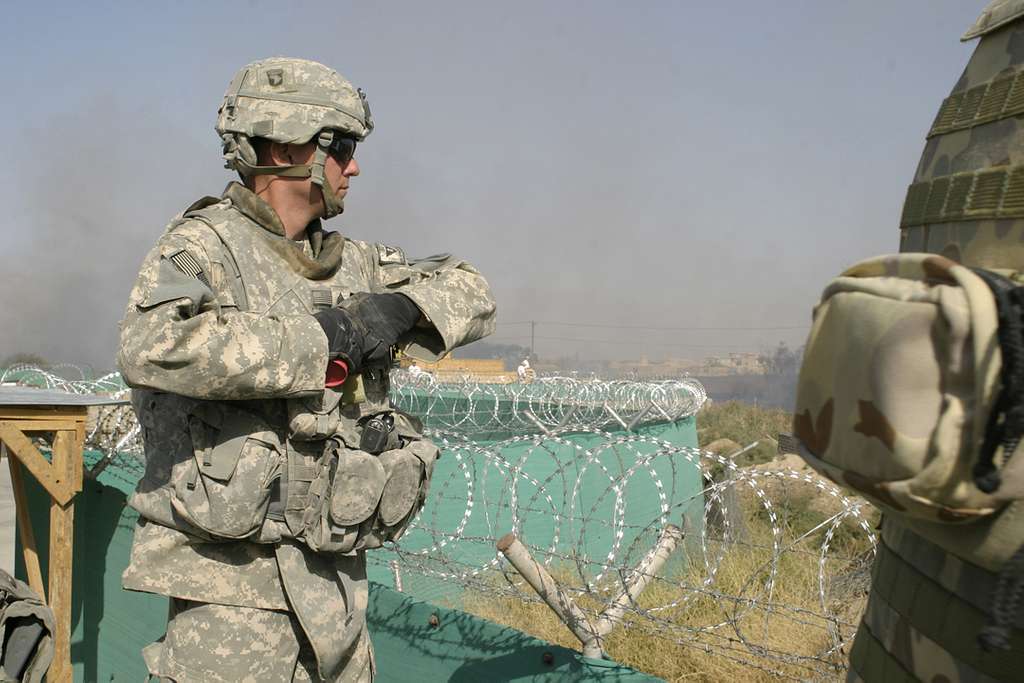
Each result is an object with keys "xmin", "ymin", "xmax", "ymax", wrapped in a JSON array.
[{"xmin": 268, "ymin": 142, "xmax": 294, "ymax": 167}]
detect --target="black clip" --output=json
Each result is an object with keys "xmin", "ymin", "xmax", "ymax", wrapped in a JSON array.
[{"xmin": 360, "ymin": 413, "xmax": 394, "ymax": 455}]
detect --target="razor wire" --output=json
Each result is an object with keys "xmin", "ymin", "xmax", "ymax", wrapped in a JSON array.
[
  {"xmin": 1, "ymin": 365, "xmax": 874, "ymax": 679},
  {"xmin": 374, "ymin": 430, "xmax": 875, "ymax": 680},
  {"xmin": 390, "ymin": 368, "xmax": 707, "ymax": 436},
  {"xmin": 1, "ymin": 366, "xmax": 707, "ymax": 472}
]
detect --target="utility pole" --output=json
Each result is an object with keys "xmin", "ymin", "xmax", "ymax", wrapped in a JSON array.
[{"xmin": 530, "ymin": 321, "xmax": 536, "ymax": 360}]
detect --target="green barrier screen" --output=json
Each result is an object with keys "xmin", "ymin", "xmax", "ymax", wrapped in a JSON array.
[{"xmin": 15, "ymin": 444, "xmax": 673, "ymax": 681}]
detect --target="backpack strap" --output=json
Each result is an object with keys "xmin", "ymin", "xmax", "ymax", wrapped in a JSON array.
[
  {"xmin": 970, "ymin": 268, "xmax": 1024, "ymax": 494},
  {"xmin": 971, "ymin": 268, "xmax": 1024, "ymax": 653},
  {"xmin": 179, "ymin": 208, "xmax": 250, "ymax": 313}
]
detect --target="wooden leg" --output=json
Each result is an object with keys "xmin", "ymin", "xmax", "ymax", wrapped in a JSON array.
[
  {"xmin": 48, "ymin": 431, "xmax": 76, "ymax": 683},
  {"xmin": 5, "ymin": 450, "xmax": 45, "ymax": 599},
  {"xmin": 48, "ymin": 499, "xmax": 73, "ymax": 682}
]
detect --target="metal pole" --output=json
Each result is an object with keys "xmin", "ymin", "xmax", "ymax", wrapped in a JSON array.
[
  {"xmin": 596, "ymin": 524, "xmax": 683, "ymax": 633},
  {"xmin": 390, "ymin": 560, "xmax": 403, "ymax": 593},
  {"xmin": 497, "ymin": 525, "xmax": 683, "ymax": 660},
  {"xmin": 496, "ymin": 533, "xmax": 602, "ymax": 657}
]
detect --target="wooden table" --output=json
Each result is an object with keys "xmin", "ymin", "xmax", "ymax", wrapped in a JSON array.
[{"xmin": 0, "ymin": 387, "xmax": 126, "ymax": 682}]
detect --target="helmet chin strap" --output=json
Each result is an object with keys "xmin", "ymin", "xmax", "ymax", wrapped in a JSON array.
[
  {"xmin": 230, "ymin": 130, "xmax": 345, "ymax": 219},
  {"xmin": 311, "ymin": 129, "xmax": 345, "ymax": 219}
]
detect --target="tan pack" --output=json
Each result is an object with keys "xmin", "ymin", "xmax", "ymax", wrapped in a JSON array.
[{"xmin": 794, "ymin": 253, "xmax": 1024, "ymax": 522}]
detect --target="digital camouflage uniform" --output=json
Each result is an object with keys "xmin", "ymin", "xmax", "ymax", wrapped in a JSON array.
[
  {"xmin": 843, "ymin": 3, "xmax": 1024, "ymax": 680},
  {"xmin": 117, "ymin": 58, "xmax": 496, "ymax": 682}
]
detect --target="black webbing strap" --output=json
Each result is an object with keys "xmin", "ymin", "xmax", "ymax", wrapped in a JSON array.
[
  {"xmin": 970, "ymin": 267, "xmax": 1024, "ymax": 652},
  {"xmin": 970, "ymin": 268, "xmax": 1024, "ymax": 494}
]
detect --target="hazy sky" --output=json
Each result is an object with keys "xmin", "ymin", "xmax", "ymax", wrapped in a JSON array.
[{"xmin": 0, "ymin": 1, "xmax": 983, "ymax": 371}]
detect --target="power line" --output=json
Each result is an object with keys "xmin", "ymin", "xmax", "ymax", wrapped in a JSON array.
[
  {"xmin": 497, "ymin": 320, "xmax": 809, "ymax": 332},
  {"xmin": 482, "ymin": 334, "xmax": 763, "ymax": 350}
]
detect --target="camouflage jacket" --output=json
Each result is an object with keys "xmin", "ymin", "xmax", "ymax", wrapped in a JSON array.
[{"xmin": 117, "ymin": 182, "xmax": 495, "ymax": 609}]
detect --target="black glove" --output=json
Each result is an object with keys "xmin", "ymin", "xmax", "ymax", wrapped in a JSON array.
[{"xmin": 313, "ymin": 292, "xmax": 421, "ymax": 373}]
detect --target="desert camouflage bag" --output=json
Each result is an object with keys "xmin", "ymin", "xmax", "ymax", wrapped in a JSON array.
[{"xmin": 794, "ymin": 253, "xmax": 1024, "ymax": 522}]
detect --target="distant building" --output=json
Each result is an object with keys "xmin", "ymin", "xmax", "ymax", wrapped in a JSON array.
[
  {"xmin": 607, "ymin": 356, "xmax": 701, "ymax": 379},
  {"xmin": 696, "ymin": 352, "xmax": 767, "ymax": 376},
  {"xmin": 400, "ymin": 356, "xmax": 511, "ymax": 382},
  {"xmin": 605, "ymin": 353, "xmax": 767, "ymax": 378}
]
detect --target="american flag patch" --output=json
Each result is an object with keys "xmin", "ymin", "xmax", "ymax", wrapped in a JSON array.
[
  {"xmin": 169, "ymin": 250, "xmax": 211, "ymax": 288},
  {"xmin": 311, "ymin": 288, "xmax": 333, "ymax": 308}
]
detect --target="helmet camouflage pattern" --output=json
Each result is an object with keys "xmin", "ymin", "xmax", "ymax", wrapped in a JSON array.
[
  {"xmin": 216, "ymin": 57, "xmax": 373, "ymax": 147},
  {"xmin": 215, "ymin": 57, "xmax": 373, "ymax": 217},
  {"xmin": 898, "ymin": 0, "xmax": 1024, "ymax": 269}
]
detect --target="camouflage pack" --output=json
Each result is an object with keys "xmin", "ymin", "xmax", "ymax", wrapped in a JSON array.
[{"xmin": 793, "ymin": 252, "xmax": 1024, "ymax": 522}]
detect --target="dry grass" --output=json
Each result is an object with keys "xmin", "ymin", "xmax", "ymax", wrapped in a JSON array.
[
  {"xmin": 466, "ymin": 501, "xmax": 869, "ymax": 681},
  {"xmin": 697, "ymin": 400, "xmax": 793, "ymax": 468},
  {"xmin": 463, "ymin": 403, "xmax": 875, "ymax": 682}
]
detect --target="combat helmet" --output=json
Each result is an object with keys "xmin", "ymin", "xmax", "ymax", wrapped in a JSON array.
[{"xmin": 216, "ymin": 57, "xmax": 374, "ymax": 218}]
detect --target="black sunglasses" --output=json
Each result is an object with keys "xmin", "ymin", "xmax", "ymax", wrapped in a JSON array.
[{"xmin": 325, "ymin": 134, "xmax": 357, "ymax": 165}]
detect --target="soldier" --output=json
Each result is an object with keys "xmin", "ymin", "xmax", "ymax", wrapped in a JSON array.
[
  {"xmin": 794, "ymin": 3, "xmax": 1024, "ymax": 680},
  {"xmin": 116, "ymin": 57, "xmax": 496, "ymax": 681},
  {"xmin": 847, "ymin": 4, "xmax": 1024, "ymax": 681}
]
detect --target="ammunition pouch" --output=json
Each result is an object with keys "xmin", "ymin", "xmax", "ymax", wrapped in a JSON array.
[
  {"xmin": 794, "ymin": 253, "xmax": 1024, "ymax": 522},
  {"xmin": 161, "ymin": 366, "xmax": 435, "ymax": 554},
  {"xmin": 301, "ymin": 410, "xmax": 438, "ymax": 554},
  {"xmin": 169, "ymin": 402, "xmax": 283, "ymax": 540}
]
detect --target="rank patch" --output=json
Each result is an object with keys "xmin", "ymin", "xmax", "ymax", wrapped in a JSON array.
[{"xmin": 376, "ymin": 243, "xmax": 407, "ymax": 265}]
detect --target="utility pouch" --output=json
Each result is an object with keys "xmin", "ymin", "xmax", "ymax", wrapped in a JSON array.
[
  {"xmin": 170, "ymin": 402, "xmax": 283, "ymax": 539},
  {"xmin": 793, "ymin": 253, "xmax": 1024, "ymax": 522},
  {"xmin": 301, "ymin": 410, "xmax": 438, "ymax": 554},
  {"xmin": 286, "ymin": 388, "xmax": 344, "ymax": 441}
]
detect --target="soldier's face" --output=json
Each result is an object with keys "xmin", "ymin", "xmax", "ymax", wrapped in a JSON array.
[{"xmin": 324, "ymin": 144, "xmax": 360, "ymax": 205}]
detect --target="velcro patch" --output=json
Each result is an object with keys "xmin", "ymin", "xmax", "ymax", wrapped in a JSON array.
[
  {"xmin": 169, "ymin": 250, "xmax": 211, "ymax": 288},
  {"xmin": 310, "ymin": 288, "xmax": 334, "ymax": 308},
  {"xmin": 376, "ymin": 243, "xmax": 407, "ymax": 266}
]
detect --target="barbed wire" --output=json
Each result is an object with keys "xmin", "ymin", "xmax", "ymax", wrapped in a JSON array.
[
  {"xmin": 374, "ymin": 429, "xmax": 874, "ymax": 680},
  {"xmin": 0, "ymin": 364, "xmax": 129, "ymax": 396},
  {"xmin": 2, "ymin": 365, "xmax": 873, "ymax": 678},
  {"xmin": 391, "ymin": 368, "xmax": 707, "ymax": 436}
]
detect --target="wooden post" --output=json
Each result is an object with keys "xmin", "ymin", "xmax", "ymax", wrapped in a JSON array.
[
  {"xmin": 0, "ymin": 405, "xmax": 89, "ymax": 682},
  {"xmin": 5, "ymin": 453, "xmax": 45, "ymax": 599},
  {"xmin": 48, "ymin": 430, "xmax": 77, "ymax": 683}
]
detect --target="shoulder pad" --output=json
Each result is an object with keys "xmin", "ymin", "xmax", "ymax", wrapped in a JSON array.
[
  {"xmin": 376, "ymin": 243, "xmax": 407, "ymax": 265},
  {"xmin": 963, "ymin": 0, "xmax": 1024, "ymax": 41},
  {"xmin": 182, "ymin": 195, "xmax": 224, "ymax": 216},
  {"xmin": 409, "ymin": 252, "xmax": 453, "ymax": 264}
]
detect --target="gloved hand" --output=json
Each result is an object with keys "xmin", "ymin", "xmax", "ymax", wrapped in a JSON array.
[{"xmin": 313, "ymin": 292, "xmax": 421, "ymax": 373}]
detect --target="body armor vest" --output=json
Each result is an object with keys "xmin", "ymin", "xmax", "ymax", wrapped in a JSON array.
[{"xmin": 129, "ymin": 197, "xmax": 437, "ymax": 555}]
